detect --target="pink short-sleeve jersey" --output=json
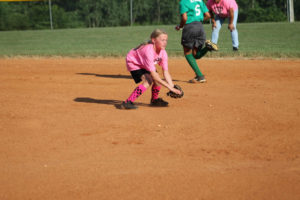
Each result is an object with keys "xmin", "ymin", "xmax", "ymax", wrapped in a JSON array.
[
  {"xmin": 126, "ymin": 43, "xmax": 168, "ymax": 72},
  {"xmin": 207, "ymin": 0, "xmax": 238, "ymax": 18}
]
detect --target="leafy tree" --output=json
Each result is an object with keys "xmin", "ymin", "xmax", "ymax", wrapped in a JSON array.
[
  {"xmin": 0, "ymin": 3, "xmax": 9, "ymax": 30},
  {"xmin": 0, "ymin": 0, "xmax": 296, "ymax": 31},
  {"xmin": 156, "ymin": 0, "xmax": 180, "ymax": 25},
  {"xmin": 0, "ymin": 2, "xmax": 32, "ymax": 30},
  {"xmin": 238, "ymin": 0, "xmax": 287, "ymax": 22},
  {"xmin": 295, "ymin": 0, "xmax": 300, "ymax": 20}
]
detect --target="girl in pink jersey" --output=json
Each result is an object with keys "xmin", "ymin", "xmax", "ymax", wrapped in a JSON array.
[
  {"xmin": 122, "ymin": 29, "xmax": 182, "ymax": 109},
  {"xmin": 207, "ymin": 0, "xmax": 239, "ymax": 51}
]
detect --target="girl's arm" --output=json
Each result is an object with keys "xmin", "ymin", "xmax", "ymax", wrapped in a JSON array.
[
  {"xmin": 210, "ymin": 11, "xmax": 216, "ymax": 29},
  {"xmin": 204, "ymin": 11, "xmax": 211, "ymax": 21},
  {"xmin": 176, "ymin": 13, "xmax": 187, "ymax": 30},
  {"xmin": 150, "ymin": 71, "xmax": 181, "ymax": 94},
  {"xmin": 162, "ymin": 70, "xmax": 174, "ymax": 88},
  {"xmin": 228, "ymin": 8, "xmax": 235, "ymax": 31}
]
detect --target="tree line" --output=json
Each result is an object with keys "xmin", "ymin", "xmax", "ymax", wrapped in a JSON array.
[{"xmin": 0, "ymin": 0, "xmax": 299, "ymax": 31}]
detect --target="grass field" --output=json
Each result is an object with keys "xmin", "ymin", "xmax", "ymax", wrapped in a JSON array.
[{"xmin": 0, "ymin": 22, "xmax": 300, "ymax": 58}]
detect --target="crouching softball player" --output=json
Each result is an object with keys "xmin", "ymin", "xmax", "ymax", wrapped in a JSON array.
[{"xmin": 122, "ymin": 29, "xmax": 182, "ymax": 109}]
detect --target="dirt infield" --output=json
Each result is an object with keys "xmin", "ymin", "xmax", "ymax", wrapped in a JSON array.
[{"xmin": 0, "ymin": 58, "xmax": 300, "ymax": 200}]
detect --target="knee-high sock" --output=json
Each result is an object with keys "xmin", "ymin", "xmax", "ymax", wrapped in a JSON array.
[
  {"xmin": 151, "ymin": 85, "xmax": 161, "ymax": 100},
  {"xmin": 185, "ymin": 54, "xmax": 203, "ymax": 77},
  {"xmin": 126, "ymin": 84, "xmax": 147, "ymax": 102},
  {"xmin": 194, "ymin": 47, "xmax": 209, "ymax": 59}
]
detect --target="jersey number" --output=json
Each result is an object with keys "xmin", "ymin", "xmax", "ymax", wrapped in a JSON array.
[{"xmin": 195, "ymin": 5, "xmax": 201, "ymax": 16}]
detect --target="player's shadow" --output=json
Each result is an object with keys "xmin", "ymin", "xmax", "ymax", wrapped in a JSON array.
[
  {"xmin": 77, "ymin": 73, "xmax": 132, "ymax": 79},
  {"xmin": 76, "ymin": 72, "xmax": 182, "ymax": 82},
  {"xmin": 74, "ymin": 97, "xmax": 149, "ymax": 109}
]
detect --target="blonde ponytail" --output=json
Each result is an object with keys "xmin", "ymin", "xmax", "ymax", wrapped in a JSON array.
[{"xmin": 134, "ymin": 29, "xmax": 167, "ymax": 50}]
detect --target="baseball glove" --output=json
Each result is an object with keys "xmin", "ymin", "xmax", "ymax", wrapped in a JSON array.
[{"xmin": 167, "ymin": 84, "xmax": 184, "ymax": 98}]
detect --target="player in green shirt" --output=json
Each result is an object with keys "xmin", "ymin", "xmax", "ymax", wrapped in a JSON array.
[{"xmin": 176, "ymin": 0, "xmax": 218, "ymax": 83}]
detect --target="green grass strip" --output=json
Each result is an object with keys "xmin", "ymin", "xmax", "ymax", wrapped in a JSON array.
[{"xmin": 0, "ymin": 22, "xmax": 299, "ymax": 58}]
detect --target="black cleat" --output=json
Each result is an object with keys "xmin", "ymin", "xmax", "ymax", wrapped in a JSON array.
[
  {"xmin": 150, "ymin": 98, "xmax": 169, "ymax": 107},
  {"xmin": 189, "ymin": 75, "xmax": 206, "ymax": 83},
  {"xmin": 205, "ymin": 40, "xmax": 218, "ymax": 51},
  {"xmin": 122, "ymin": 101, "xmax": 138, "ymax": 109},
  {"xmin": 233, "ymin": 47, "xmax": 239, "ymax": 51}
]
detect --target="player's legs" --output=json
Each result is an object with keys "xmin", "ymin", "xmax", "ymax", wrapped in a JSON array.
[
  {"xmin": 151, "ymin": 84, "xmax": 161, "ymax": 100},
  {"xmin": 212, "ymin": 15, "xmax": 224, "ymax": 45},
  {"xmin": 184, "ymin": 47, "xmax": 204, "ymax": 78},
  {"xmin": 149, "ymin": 80, "xmax": 168, "ymax": 107},
  {"xmin": 123, "ymin": 70, "xmax": 152, "ymax": 109},
  {"xmin": 126, "ymin": 73, "xmax": 152, "ymax": 102},
  {"xmin": 194, "ymin": 40, "xmax": 219, "ymax": 59},
  {"xmin": 194, "ymin": 45, "xmax": 209, "ymax": 59},
  {"xmin": 184, "ymin": 47, "xmax": 206, "ymax": 83},
  {"xmin": 181, "ymin": 22, "xmax": 206, "ymax": 83},
  {"xmin": 231, "ymin": 9, "xmax": 239, "ymax": 50},
  {"xmin": 140, "ymin": 73, "xmax": 153, "ymax": 89}
]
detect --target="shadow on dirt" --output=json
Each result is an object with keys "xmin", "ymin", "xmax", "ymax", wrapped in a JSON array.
[
  {"xmin": 76, "ymin": 73, "xmax": 183, "ymax": 82},
  {"xmin": 74, "ymin": 97, "xmax": 149, "ymax": 109},
  {"xmin": 77, "ymin": 73, "xmax": 132, "ymax": 79}
]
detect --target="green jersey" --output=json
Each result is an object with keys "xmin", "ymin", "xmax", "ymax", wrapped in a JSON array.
[{"xmin": 179, "ymin": 0, "xmax": 209, "ymax": 24}]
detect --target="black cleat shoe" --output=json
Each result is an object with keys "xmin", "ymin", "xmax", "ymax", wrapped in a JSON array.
[
  {"xmin": 233, "ymin": 47, "xmax": 238, "ymax": 51},
  {"xmin": 189, "ymin": 75, "xmax": 206, "ymax": 83},
  {"xmin": 150, "ymin": 98, "xmax": 169, "ymax": 107},
  {"xmin": 122, "ymin": 101, "xmax": 138, "ymax": 109},
  {"xmin": 205, "ymin": 40, "xmax": 218, "ymax": 51}
]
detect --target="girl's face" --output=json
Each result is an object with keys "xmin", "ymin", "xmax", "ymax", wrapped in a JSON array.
[{"xmin": 152, "ymin": 34, "xmax": 168, "ymax": 51}]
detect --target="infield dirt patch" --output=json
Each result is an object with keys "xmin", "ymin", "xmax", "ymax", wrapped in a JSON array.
[{"xmin": 0, "ymin": 58, "xmax": 300, "ymax": 199}]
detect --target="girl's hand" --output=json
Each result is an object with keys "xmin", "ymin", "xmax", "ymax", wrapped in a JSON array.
[
  {"xmin": 228, "ymin": 23, "xmax": 235, "ymax": 32},
  {"xmin": 175, "ymin": 25, "xmax": 182, "ymax": 31},
  {"xmin": 171, "ymin": 88, "xmax": 182, "ymax": 95},
  {"xmin": 167, "ymin": 84, "xmax": 184, "ymax": 98},
  {"xmin": 212, "ymin": 22, "xmax": 217, "ymax": 29}
]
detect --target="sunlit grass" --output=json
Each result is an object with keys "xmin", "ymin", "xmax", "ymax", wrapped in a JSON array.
[{"xmin": 0, "ymin": 22, "xmax": 299, "ymax": 58}]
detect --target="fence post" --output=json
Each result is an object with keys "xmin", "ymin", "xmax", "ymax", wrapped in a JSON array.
[
  {"xmin": 130, "ymin": 0, "xmax": 133, "ymax": 26},
  {"xmin": 287, "ymin": 0, "xmax": 295, "ymax": 23},
  {"xmin": 49, "ymin": 0, "xmax": 53, "ymax": 29}
]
